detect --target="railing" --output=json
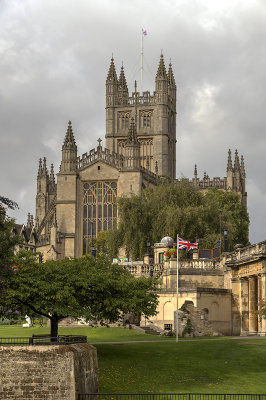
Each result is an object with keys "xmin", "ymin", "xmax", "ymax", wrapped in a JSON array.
[
  {"xmin": 0, "ymin": 335, "xmax": 87, "ymax": 346},
  {"xmin": 225, "ymin": 241, "xmax": 266, "ymax": 264},
  {"xmin": 78, "ymin": 394, "xmax": 266, "ymax": 400}
]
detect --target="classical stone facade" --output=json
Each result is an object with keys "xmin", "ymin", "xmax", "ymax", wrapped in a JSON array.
[
  {"xmin": 122, "ymin": 239, "xmax": 266, "ymax": 337},
  {"xmin": 28, "ymin": 55, "xmax": 247, "ymax": 261}
]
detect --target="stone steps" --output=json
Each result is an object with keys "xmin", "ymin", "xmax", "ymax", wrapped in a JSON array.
[{"xmin": 140, "ymin": 326, "xmax": 161, "ymax": 335}]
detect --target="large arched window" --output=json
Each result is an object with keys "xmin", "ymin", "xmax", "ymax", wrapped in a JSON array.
[{"xmin": 83, "ymin": 181, "xmax": 117, "ymax": 254}]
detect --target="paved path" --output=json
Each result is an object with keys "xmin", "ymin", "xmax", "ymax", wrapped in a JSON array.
[{"xmin": 89, "ymin": 336, "xmax": 266, "ymax": 345}]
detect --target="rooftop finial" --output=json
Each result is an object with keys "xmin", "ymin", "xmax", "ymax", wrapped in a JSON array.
[
  {"xmin": 234, "ymin": 149, "xmax": 240, "ymax": 171},
  {"xmin": 126, "ymin": 118, "xmax": 138, "ymax": 144},
  {"xmin": 227, "ymin": 149, "xmax": 233, "ymax": 171},
  {"xmin": 156, "ymin": 54, "xmax": 167, "ymax": 80},
  {"xmin": 63, "ymin": 120, "xmax": 76, "ymax": 149},
  {"xmin": 107, "ymin": 56, "xmax": 118, "ymax": 82},
  {"xmin": 38, "ymin": 158, "xmax": 42, "ymax": 177},
  {"xmin": 50, "ymin": 163, "xmax": 55, "ymax": 184}
]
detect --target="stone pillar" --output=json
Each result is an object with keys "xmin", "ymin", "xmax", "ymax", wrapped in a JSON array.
[
  {"xmin": 231, "ymin": 278, "xmax": 241, "ymax": 335},
  {"xmin": 259, "ymin": 274, "xmax": 266, "ymax": 336},
  {"xmin": 248, "ymin": 276, "xmax": 257, "ymax": 334},
  {"xmin": 240, "ymin": 278, "xmax": 249, "ymax": 335}
]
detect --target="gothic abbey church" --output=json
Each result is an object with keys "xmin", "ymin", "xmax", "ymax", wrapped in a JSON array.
[{"xmin": 29, "ymin": 55, "xmax": 247, "ymax": 261}]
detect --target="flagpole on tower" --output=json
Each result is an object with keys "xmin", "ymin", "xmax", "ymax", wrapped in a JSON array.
[
  {"xmin": 176, "ymin": 234, "xmax": 179, "ymax": 343},
  {"xmin": 141, "ymin": 28, "xmax": 147, "ymax": 94}
]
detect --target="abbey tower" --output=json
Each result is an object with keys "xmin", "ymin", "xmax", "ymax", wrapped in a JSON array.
[{"xmin": 105, "ymin": 55, "xmax": 176, "ymax": 179}]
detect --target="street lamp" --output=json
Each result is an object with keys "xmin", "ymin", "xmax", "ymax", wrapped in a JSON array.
[
  {"xmin": 218, "ymin": 209, "xmax": 222, "ymax": 242},
  {"xmin": 224, "ymin": 228, "xmax": 228, "ymax": 252},
  {"xmin": 146, "ymin": 239, "xmax": 150, "ymax": 255}
]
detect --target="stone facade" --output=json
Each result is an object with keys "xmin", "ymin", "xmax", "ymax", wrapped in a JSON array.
[
  {"xmin": 123, "ymin": 240, "xmax": 266, "ymax": 337},
  {"xmin": 0, "ymin": 343, "xmax": 98, "ymax": 399},
  {"xmin": 21, "ymin": 55, "xmax": 247, "ymax": 260}
]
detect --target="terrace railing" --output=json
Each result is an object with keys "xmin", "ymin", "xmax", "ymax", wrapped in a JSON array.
[{"xmin": 0, "ymin": 335, "xmax": 87, "ymax": 346}]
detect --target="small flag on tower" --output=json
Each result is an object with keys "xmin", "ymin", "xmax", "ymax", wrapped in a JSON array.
[
  {"xmin": 142, "ymin": 28, "xmax": 147, "ymax": 36},
  {"xmin": 178, "ymin": 237, "xmax": 198, "ymax": 251}
]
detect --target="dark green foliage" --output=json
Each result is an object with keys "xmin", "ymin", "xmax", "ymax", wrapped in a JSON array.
[
  {"xmin": 0, "ymin": 197, "xmax": 20, "ymax": 292},
  {"xmin": 1, "ymin": 252, "xmax": 159, "ymax": 336},
  {"xmin": 182, "ymin": 318, "xmax": 193, "ymax": 337},
  {"xmin": 112, "ymin": 181, "xmax": 249, "ymax": 259}
]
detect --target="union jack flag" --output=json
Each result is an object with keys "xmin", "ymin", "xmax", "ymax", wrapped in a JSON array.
[
  {"xmin": 178, "ymin": 237, "xmax": 198, "ymax": 251},
  {"xmin": 142, "ymin": 28, "xmax": 147, "ymax": 36}
]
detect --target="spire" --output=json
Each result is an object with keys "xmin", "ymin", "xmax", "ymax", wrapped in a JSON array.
[
  {"xmin": 106, "ymin": 56, "xmax": 118, "ymax": 83},
  {"xmin": 234, "ymin": 149, "xmax": 240, "ymax": 172},
  {"xmin": 42, "ymin": 157, "xmax": 48, "ymax": 177},
  {"xmin": 50, "ymin": 163, "xmax": 55, "ymax": 184},
  {"xmin": 167, "ymin": 62, "xmax": 176, "ymax": 87},
  {"xmin": 126, "ymin": 118, "xmax": 138, "ymax": 144},
  {"xmin": 227, "ymin": 149, "xmax": 233, "ymax": 171},
  {"xmin": 124, "ymin": 118, "xmax": 140, "ymax": 170},
  {"xmin": 118, "ymin": 65, "xmax": 128, "ymax": 91},
  {"xmin": 156, "ymin": 54, "xmax": 167, "ymax": 80},
  {"xmin": 38, "ymin": 158, "xmax": 42, "ymax": 177},
  {"xmin": 63, "ymin": 121, "xmax": 77, "ymax": 149},
  {"xmin": 60, "ymin": 121, "xmax": 77, "ymax": 173},
  {"xmin": 240, "ymin": 155, "xmax": 246, "ymax": 177}
]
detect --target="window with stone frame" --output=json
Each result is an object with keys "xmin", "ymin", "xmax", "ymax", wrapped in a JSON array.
[
  {"xmin": 140, "ymin": 111, "xmax": 152, "ymax": 129},
  {"xmin": 82, "ymin": 181, "xmax": 117, "ymax": 255},
  {"xmin": 118, "ymin": 112, "xmax": 130, "ymax": 131}
]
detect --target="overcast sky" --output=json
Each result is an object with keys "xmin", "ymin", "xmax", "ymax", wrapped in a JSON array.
[{"xmin": 1, "ymin": 0, "xmax": 265, "ymax": 244}]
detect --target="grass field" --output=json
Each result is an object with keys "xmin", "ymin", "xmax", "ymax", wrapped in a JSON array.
[
  {"xmin": 0, "ymin": 325, "xmax": 174, "ymax": 342},
  {"xmin": 1, "ymin": 326, "xmax": 266, "ymax": 393}
]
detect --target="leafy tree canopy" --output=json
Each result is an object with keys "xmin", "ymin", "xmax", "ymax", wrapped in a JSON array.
[
  {"xmin": 0, "ymin": 196, "xmax": 20, "ymax": 290},
  {"xmin": 110, "ymin": 181, "xmax": 249, "ymax": 259},
  {"xmin": 1, "ymin": 251, "xmax": 159, "ymax": 337}
]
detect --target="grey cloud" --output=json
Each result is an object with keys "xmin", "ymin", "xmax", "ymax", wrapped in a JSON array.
[{"xmin": 1, "ymin": 0, "xmax": 266, "ymax": 243}]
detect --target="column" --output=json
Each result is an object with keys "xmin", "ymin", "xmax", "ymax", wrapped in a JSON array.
[
  {"xmin": 259, "ymin": 274, "xmax": 266, "ymax": 335},
  {"xmin": 240, "ymin": 278, "xmax": 249, "ymax": 335},
  {"xmin": 248, "ymin": 276, "xmax": 257, "ymax": 334},
  {"xmin": 231, "ymin": 278, "xmax": 241, "ymax": 336}
]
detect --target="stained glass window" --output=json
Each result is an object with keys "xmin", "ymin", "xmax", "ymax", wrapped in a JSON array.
[{"xmin": 83, "ymin": 181, "xmax": 117, "ymax": 254}]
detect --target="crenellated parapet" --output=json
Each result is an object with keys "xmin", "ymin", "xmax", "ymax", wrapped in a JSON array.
[
  {"xmin": 188, "ymin": 148, "xmax": 247, "ymax": 206},
  {"xmin": 77, "ymin": 141, "xmax": 124, "ymax": 171}
]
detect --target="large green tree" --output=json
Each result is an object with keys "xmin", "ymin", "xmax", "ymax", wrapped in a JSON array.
[
  {"xmin": 111, "ymin": 181, "xmax": 249, "ymax": 259},
  {"xmin": 0, "ymin": 196, "xmax": 20, "ymax": 292},
  {"xmin": 2, "ymin": 252, "xmax": 158, "ymax": 337}
]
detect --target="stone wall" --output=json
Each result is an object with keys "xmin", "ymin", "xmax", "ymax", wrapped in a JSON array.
[{"xmin": 0, "ymin": 343, "xmax": 98, "ymax": 400}]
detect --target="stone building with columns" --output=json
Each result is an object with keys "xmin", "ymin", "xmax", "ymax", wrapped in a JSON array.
[{"xmin": 123, "ymin": 238, "xmax": 266, "ymax": 337}]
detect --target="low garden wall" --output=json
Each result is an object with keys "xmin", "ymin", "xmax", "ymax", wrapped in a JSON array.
[{"xmin": 0, "ymin": 343, "xmax": 98, "ymax": 399}]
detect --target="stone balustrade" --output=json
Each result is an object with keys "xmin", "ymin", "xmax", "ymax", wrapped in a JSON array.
[{"xmin": 225, "ymin": 240, "xmax": 266, "ymax": 264}]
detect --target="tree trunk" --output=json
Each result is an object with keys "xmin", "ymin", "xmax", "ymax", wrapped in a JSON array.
[{"xmin": 50, "ymin": 316, "xmax": 59, "ymax": 339}]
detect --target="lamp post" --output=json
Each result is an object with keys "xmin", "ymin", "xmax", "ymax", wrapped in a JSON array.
[
  {"xmin": 146, "ymin": 239, "xmax": 150, "ymax": 255},
  {"xmin": 224, "ymin": 228, "xmax": 228, "ymax": 252},
  {"xmin": 218, "ymin": 209, "xmax": 222, "ymax": 243}
]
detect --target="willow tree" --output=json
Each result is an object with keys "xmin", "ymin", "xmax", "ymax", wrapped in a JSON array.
[{"xmin": 112, "ymin": 181, "xmax": 249, "ymax": 259}]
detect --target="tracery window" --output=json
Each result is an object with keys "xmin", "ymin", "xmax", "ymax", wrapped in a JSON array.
[
  {"xmin": 118, "ymin": 112, "xmax": 130, "ymax": 131},
  {"xmin": 141, "ymin": 111, "xmax": 152, "ymax": 129},
  {"xmin": 83, "ymin": 181, "xmax": 117, "ymax": 255}
]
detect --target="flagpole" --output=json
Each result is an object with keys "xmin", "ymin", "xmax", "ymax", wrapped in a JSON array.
[
  {"xmin": 141, "ymin": 30, "xmax": 143, "ymax": 94},
  {"xmin": 176, "ymin": 234, "xmax": 179, "ymax": 342}
]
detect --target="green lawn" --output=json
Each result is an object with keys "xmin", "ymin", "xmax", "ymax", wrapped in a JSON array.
[
  {"xmin": 0, "ymin": 325, "xmax": 174, "ymax": 342},
  {"xmin": 96, "ymin": 339, "xmax": 266, "ymax": 393},
  {"xmin": 1, "ymin": 326, "xmax": 266, "ymax": 393}
]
